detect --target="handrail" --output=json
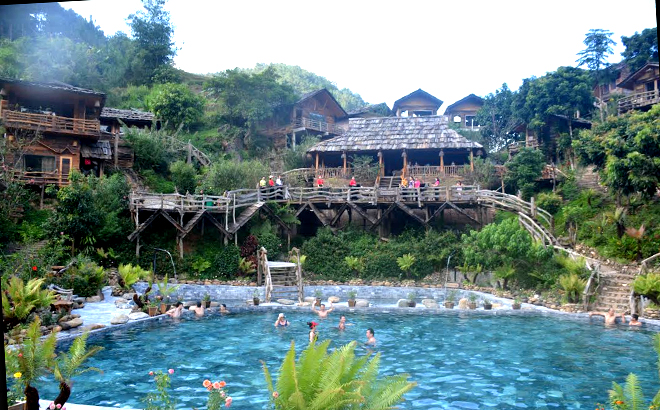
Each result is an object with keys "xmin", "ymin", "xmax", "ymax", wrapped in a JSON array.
[
  {"xmin": 293, "ymin": 117, "xmax": 346, "ymax": 135},
  {"xmin": 639, "ymin": 251, "xmax": 660, "ymax": 275},
  {"xmin": 259, "ymin": 247, "xmax": 273, "ymax": 303},
  {"xmin": 582, "ymin": 261, "xmax": 601, "ymax": 311},
  {"xmin": 2, "ymin": 109, "xmax": 100, "ymax": 135},
  {"xmin": 618, "ymin": 90, "xmax": 660, "ymax": 113}
]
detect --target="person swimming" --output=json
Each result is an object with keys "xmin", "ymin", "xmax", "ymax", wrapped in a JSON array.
[
  {"xmin": 338, "ymin": 315, "xmax": 353, "ymax": 331},
  {"xmin": 308, "ymin": 321, "xmax": 318, "ymax": 342},
  {"xmin": 274, "ymin": 313, "xmax": 289, "ymax": 327}
]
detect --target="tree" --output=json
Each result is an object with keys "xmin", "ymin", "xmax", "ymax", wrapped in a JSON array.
[
  {"xmin": 503, "ymin": 148, "xmax": 545, "ymax": 199},
  {"xmin": 476, "ymin": 83, "xmax": 522, "ymax": 152},
  {"xmin": 621, "ymin": 27, "xmax": 658, "ymax": 73},
  {"xmin": 127, "ymin": 0, "xmax": 177, "ymax": 85},
  {"xmin": 576, "ymin": 105, "xmax": 660, "ymax": 202},
  {"xmin": 147, "ymin": 82, "xmax": 205, "ymax": 130},
  {"xmin": 514, "ymin": 67, "xmax": 594, "ymax": 168},
  {"xmin": 576, "ymin": 29, "xmax": 616, "ymax": 120},
  {"xmin": 169, "ymin": 160, "xmax": 197, "ymax": 194}
]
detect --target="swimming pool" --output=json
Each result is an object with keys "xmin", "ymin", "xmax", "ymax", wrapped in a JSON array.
[{"xmin": 41, "ymin": 310, "xmax": 658, "ymax": 409}]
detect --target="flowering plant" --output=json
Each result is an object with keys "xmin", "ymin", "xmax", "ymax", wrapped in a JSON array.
[
  {"xmin": 203, "ymin": 378, "xmax": 232, "ymax": 409},
  {"xmin": 143, "ymin": 369, "xmax": 176, "ymax": 410}
]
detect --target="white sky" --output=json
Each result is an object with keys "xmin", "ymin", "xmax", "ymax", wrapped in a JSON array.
[{"xmin": 58, "ymin": 0, "xmax": 657, "ymax": 110}]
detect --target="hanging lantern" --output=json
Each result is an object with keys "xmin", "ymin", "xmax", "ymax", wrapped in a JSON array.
[{"xmin": 84, "ymin": 158, "xmax": 92, "ymax": 166}]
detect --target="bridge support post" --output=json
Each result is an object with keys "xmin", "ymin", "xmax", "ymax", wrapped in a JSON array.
[{"xmin": 136, "ymin": 235, "xmax": 140, "ymax": 257}]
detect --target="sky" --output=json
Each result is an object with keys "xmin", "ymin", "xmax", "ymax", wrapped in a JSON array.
[{"xmin": 59, "ymin": 0, "xmax": 658, "ymax": 110}]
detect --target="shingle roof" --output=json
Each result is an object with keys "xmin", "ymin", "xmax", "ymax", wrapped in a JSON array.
[
  {"xmin": 308, "ymin": 116, "xmax": 482, "ymax": 153},
  {"xmin": 0, "ymin": 77, "xmax": 105, "ymax": 97},
  {"xmin": 100, "ymin": 107, "xmax": 155, "ymax": 122},
  {"xmin": 81, "ymin": 141, "xmax": 112, "ymax": 159},
  {"xmin": 443, "ymin": 94, "xmax": 484, "ymax": 114},
  {"xmin": 392, "ymin": 89, "xmax": 443, "ymax": 113}
]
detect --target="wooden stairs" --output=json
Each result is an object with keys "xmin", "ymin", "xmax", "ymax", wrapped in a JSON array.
[
  {"xmin": 268, "ymin": 263, "xmax": 301, "ymax": 301},
  {"xmin": 228, "ymin": 202, "xmax": 264, "ymax": 234}
]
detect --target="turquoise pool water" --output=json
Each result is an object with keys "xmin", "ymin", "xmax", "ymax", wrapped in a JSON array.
[{"xmin": 40, "ymin": 311, "xmax": 657, "ymax": 409}]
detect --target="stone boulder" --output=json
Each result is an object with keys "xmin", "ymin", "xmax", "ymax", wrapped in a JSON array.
[
  {"xmin": 297, "ymin": 302, "xmax": 311, "ymax": 307},
  {"xmin": 355, "ymin": 299, "xmax": 370, "ymax": 308},
  {"xmin": 422, "ymin": 299, "xmax": 439, "ymax": 308},
  {"xmin": 277, "ymin": 299, "xmax": 295, "ymax": 305},
  {"xmin": 396, "ymin": 299, "xmax": 410, "ymax": 308},
  {"xmin": 183, "ymin": 301, "xmax": 197, "ymax": 307},
  {"xmin": 128, "ymin": 312, "xmax": 150, "ymax": 320},
  {"xmin": 59, "ymin": 318, "xmax": 83, "ymax": 330},
  {"xmin": 328, "ymin": 296, "xmax": 340, "ymax": 303},
  {"xmin": 110, "ymin": 314, "xmax": 130, "ymax": 325},
  {"xmin": 86, "ymin": 295, "xmax": 102, "ymax": 303},
  {"xmin": 122, "ymin": 293, "xmax": 136, "ymax": 301},
  {"xmin": 114, "ymin": 298, "xmax": 128, "ymax": 306},
  {"xmin": 81, "ymin": 324, "xmax": 105, "ymax": 332},
  {"xmin": 73, "ymin": 297, "xmax": 86, "ymax": 304},
  {"xmin": 303, "ymin": 296, "xmax": 316, "ymax": 303}
]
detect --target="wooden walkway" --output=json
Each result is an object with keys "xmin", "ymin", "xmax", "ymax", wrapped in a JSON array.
[{"xmin": 128, "ymin": 186, "xmax": 556, "ymax": 257}]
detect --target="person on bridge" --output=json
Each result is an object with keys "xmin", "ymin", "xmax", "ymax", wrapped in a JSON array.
[
  {"xmin": 275, "ymin": 175, "xmax": 283, "ymax": 186},
  {"xmin": 259, "ymin": 177, "xmax": 267, "ymax": 188},
  {"xmin": 349, "ymin": 176, "xmax": 357, "ymax": 187},
  {"xmin": 316, "ymin": 175, "xmax": 324, "ymax": 188},
  {"xmin": 268, "ymin": 175, "xmax": 275, "ymax": 187}
]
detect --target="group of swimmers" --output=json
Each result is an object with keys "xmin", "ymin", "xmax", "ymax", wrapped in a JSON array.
[
  {"xmin": 589, "ymin": 308, "xmax": 643, "ymax": 326},
  {"xmin": 165, "ymin": 301, "xmax": 230, "ymax": 318},
  {"xmin": 273, "ymin": 301, "xmax": 377, "ymax": 346}
]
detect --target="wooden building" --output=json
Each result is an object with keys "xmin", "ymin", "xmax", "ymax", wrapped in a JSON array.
[
  {"xmin": 0, "ymin": 78, "xmax": 146, "ymax": 185},
  {"xmin": 307, "ymin": 115, "xmax": 484, "ymax": 179},
  {"xmin": 617, "ymin": 62, "xmax": 660, "ymax": 114},
  {"xmin": 392, "ymin": 89, "xmax": 443, "ymax": 117},
  {"xmin": 258, "ymin": 88, "xmax": 348, "ymax": 149},
  {"xmin": 443, "ymin": 94, "xmax": 484, "ymax": 130}
]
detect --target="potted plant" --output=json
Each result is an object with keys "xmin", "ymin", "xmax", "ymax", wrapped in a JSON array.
[
  {"xmin": 156, "ymin": 274, "xmax": 180, "ymax": 314},
  {"xmin": 202, "ymin": 292, "xmax": 211, "ymax": 308},
  {"xmin": 347, "ymin": 290, "xmax": 357, "ymax": 307},
  {"xmin": 314, "ymin": 289, "xmax": 323, "ymax": 307},
  {"xmin": 468, "ymin": 293, "xmax": 478, "ymax": 310},
  {"xmin": 253, "ymin": 288, "xmax": 261, "ymax": 306},
  {"xmin": 407, "ymin": 291, "xmax": 417, "ymax": 308},
  {"xmin": 444, "ymin": 290, "xmax": 457, "ymax": 309},
  {"xmin": 147, "ymin": 300, "xmax": 159, "ymax": 317},
  {"xmin": 512, "ymin": 297, "xmax": 522, "ymax": 310},
  {"xmin": 482, "ymin": 298, "xmax": 493, "ymax": 310}
]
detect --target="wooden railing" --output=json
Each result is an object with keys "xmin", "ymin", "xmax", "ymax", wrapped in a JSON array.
[
  {"xmin": 10, "ymin": 169, "xmax": 68, "ymax": 185},
  {"xmin": 476, "ymin": 190, "xmax": 553, "ymax": 229},
  {"xmin": 293, "ymin": 117, "xmax": 345, "ymax": 135},
  {"xmin": 2, "ymin": 110, "xmax": 100, "ymax": 136},
  {"xmin": 618, "ymin": 90, "xmax": 660, "ymax": 113},
  {"xmin": 407, "ymin": 164, "xmax": 470, "ymax": 178},
  {"xmin": 130, "ymin": 192, "xmax": 230, "ymax": 212}
]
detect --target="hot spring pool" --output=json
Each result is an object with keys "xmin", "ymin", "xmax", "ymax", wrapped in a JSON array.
[{"xmin": 41, "ymin": 310, "xmax": 657, "ymax": 409}]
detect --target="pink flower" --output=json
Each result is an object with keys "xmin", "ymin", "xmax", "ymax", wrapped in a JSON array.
[
  {"xmin": 56, "ymin": 404, "xmax": 61, "ymax": 409},
  {"xmin": 273, "ymin": 391, "xmax": 279, "ymax": 399},
  {"xmin": 18, "ymin": 353, "xmax": 22, "ymax": 358},
  {"xmin": 213, "ymin": 381, "xmax": 221, "ymax": 390},
  {"xmin": 49, "ymin": 403, "xmax": 55, "ymax": 410},
  {"xmin": 149, "ymin": 371, "xmax": 154, "ymax": 376},
  {"xmin": 220, "ymin": 391, "xmax": 226, "ymax": 397},
  {"xmin": 168, "ymin": 369, "xmax": 174, "ymax": 374},
  {"xmin": 225, "ymin": 397, "xmax": 233, "ymax": 407}
]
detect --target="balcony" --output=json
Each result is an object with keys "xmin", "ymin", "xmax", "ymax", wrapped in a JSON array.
[
  {"xmin": 618, "ymin": 90, "xmax": 660, "ymax": 114},
  {"xmin": 293, "ymin": 117, "xmax": 345, "ymax": 135},
  {"xmin": 8, "ymin": 168, "xmax": 70, "ymax": 186},
  {"xmin": 1, "ymin": 109, "xmax": 100, "ymax": 137}
]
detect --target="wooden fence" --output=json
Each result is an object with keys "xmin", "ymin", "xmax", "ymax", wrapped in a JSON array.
[{"xmin": 2, "ymin": 110, "xmax": 100, "ymax": 135}]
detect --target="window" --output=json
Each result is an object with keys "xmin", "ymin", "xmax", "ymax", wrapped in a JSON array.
[
  {"xmin": 309, "ymin": 112, "xmax": 326, "ymax": 122},
  {"xmin": 23, "ymin": 155, "xmax": 56, "ymax": 173},
  {"xmin": 465, "ymin": 115, "xmax": 479, "ymax": 128},
  {"xmin": 645, "ymin": 82, "xmax": 655, "ymax": 92}
]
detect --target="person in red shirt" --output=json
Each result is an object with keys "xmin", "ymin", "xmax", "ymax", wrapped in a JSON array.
[
  {"xmin": 316, "ymin": 175, "xmax": 324, "ymax": 187},
  {"xmin": 268, "ymin": 175, "xmax": 275, "ymax": 187},
  {"xmin": 349, "ymin": 176, "xmax": 357, "ymax": 187}
]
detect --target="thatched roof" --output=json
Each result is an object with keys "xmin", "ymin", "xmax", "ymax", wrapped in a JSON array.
[
  {"xmin": 308, "ymin": 116, "xmax": 483, "ymax": 153},
  {"xmin": 100, "ymin": 107, "xmax": 155, "ymax": 123}
]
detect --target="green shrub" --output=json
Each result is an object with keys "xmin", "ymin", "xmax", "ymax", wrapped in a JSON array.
[
  {"xmin": 256, "ymin": 232, "xmax": 283, "ymax": 260},
  {"xmin": 50, "ymin": 260, "xmax": 106, "ymax": 298},
  {"xmin": 212, "ymin": 245, "xmax": 240, "ymax": 279},
  {"xmin": 169, "ymin": 160, "xmax": 197, "ymax": 194},
  {"xmin": 558, "ymin": 273, "xmax": 586, "ymax": 304},
  {"xmin": 536, "ymin": 192, "xmax": 563, "ymax": 215},
  {"xmin": 633, "ymin": 273, "xmax": 660, "ymax": 306},
  {"xmin": 141, "ymin": 170, "xmax": 176, "ymax": 193},
  {"xmin": 118, "ymin": 263, "xmax": 151, "ymax": 290}
]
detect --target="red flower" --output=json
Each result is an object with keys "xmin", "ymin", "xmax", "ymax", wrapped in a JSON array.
[
  {"xmin": 218, "ymin": 381, "xmax": 226, "ymax": 388},
  {"xmin": 149, "ymin": 371, "xmax": 154, "ymax": 376},
  {"xmin": 203, "ymin": 380, "xmax": 211, "ymax": 388},
  {"xmin": 32, "ymin": 266, "xmax": 37, "ymax": 271},
  {"xmin": 272, "ymin": 391, "xmax": 279, "ymax": 399}
]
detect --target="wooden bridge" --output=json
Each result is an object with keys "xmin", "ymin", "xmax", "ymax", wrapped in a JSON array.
[{"xmin": 128, "ymin": 186, "xmax": 556, "ymax": 257}]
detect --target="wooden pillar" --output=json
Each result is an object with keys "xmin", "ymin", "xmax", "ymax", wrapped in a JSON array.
[
  {"xmin": 315, "ymin": 153, "xmax": 319, "ymax": 172},
  {"xmin": 342, "ymin": 151, "xmax": 347, "ymax": 176},
  {"xmin": 402, "ymin": 150, "xmax": 407, "ymax": 178},
  {"xmin": 136, "ymin": 235, "xmax": 140, "ymax": 257},
  {"xmin": 187, "ymin": 140, "xmax": 192, "ymax": 164},
  {"xmin": 378, "ymin": 150, "xmax": 383, "ymax": 177},
  {"xmin": 439, "ymin": 150, "xmax": 444, "ymax": 175},
  {"xmin": 114, "ymin": 133, "xmax": 119, "ymax": 168},
  {"xmin": 39, "ymin": 184, "xmax": 45, "ymax": 210},
  {"xmin": 292, "ymin": 131, "xmax": 296, "ymax": 150},
  {"xmin": 469, "ymin": 149, "xmax": 474, "ymax": 172}
]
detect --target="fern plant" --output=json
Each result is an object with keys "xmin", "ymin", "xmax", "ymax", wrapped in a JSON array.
[
  {"xmin": 261, "ymin": 340, "xmax": 416, "ymax": 409},
  {"xmin": 156, "ymin": 275, "xmax": 180, "ymax": 302},
  {"xmin": 2, "ymin": 277, "xmax": 55, "ymax": 331},
  {"xmin": 344, "ymin": 256, "xmax": 365, "ymax": 275},
  {"xmin": 52, "ymin": 331, "xmax": 104, "ymax": 407},
  {"xmin": 606, "ymin": 333, "xmax": 660, "ymax": 410},
  {"xmin": 238, "ymin": 257, "xmax": 256, "ymax": 275},
  {"xmin": 632, "ymin": 273, "xmax": 660, "ymax": 306},
  {"xmin": 396, "ymin": 254, "xmax": 416, "ymax": 279},
  {"xmin": 118, "ymin": 263, "xmax": 151, "ymax": 290},
  {"xmin": 558, "ymin": 273, "xmax": 587, "ymax": 304}
]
